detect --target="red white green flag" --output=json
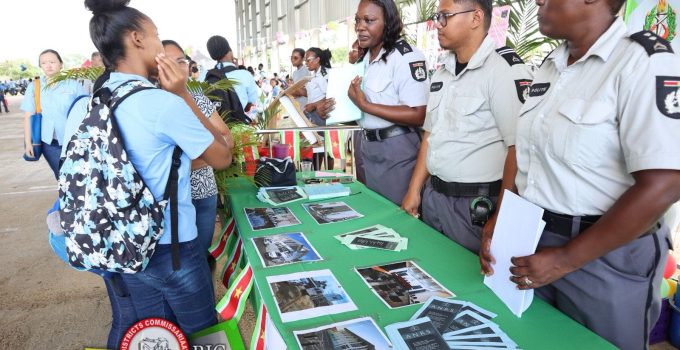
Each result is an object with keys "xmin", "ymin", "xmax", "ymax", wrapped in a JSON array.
[
  {"xmin": 216, "ymin": 262, "xmax": 253, "ymax": 322},
  {"xmin": 221, "ymin": 237, "xmax": 244, "ymax": 288},
  {"xmin": 249, "ymin": 303, "xmax": 267, "ymax": 350},
  {"xmin": 279, "ymin": 131, "xmax": 300, "ymax": 162},
  {"xmin": 208, "ymin": 217, "xmax": 236, "ymax": 260},
  {"xmin": 325, "ymin": 130, "xmax": 347, "ymax": 160}
]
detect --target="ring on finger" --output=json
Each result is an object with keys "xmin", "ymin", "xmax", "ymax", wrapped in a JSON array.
[{"xmin": 523, "ymin": 276, "xmax": 533, "ymax": 286}]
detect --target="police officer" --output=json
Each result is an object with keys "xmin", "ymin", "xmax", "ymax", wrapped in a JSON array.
[
  {"xmin": 348, "ymin": 0, "xmax": 429, "ymax": 205},
  {"xmin": 289, "ymin": 48, "xmax": 310, "ymax": 109},
  {"xmin": 402, "ymin": 0, "xmax": 532, "ymax": 253},
  {"xmin": 479, "ymin": 1, "xmax": 680, "ymax": 349}
]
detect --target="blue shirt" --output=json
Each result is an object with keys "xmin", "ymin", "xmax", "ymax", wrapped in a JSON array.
[
  {"xmin": 212, "ymin": 62, "xmax": 258, "ymax": 108},
  {"xmin": 21, "ymin": 77, "xmax": 88, "ymax": 145},
  {"xmin": 62, "ymin": 72, "xmax": 214, "ymax": 244}
]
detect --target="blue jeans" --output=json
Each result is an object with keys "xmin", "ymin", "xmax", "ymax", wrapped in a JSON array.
[
  {"xmin": 42, "ymin": 140, "xmax": 62, "ymax": 179},
  {"xmin": 193, "ymin": 194, "xmax": 218, "ymax": 253},
  {"xmin": 121, "ymin": 239, "xmax": 217, "ymax": 335},
  {"xmin": 103, "ymin": 273, "xmax": 138, "ymax": 349}
]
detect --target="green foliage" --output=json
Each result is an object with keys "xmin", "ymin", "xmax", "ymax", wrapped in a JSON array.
[
  {"xmin": 668, "ymin": 5, "xmax": 677, "ymax": 42},
  {"xmin": 187, "ymin": 78, "xmax": 238, "ymax": 99},
  {"xmin": 0, "ymin": 60, "xmax": 42, "ymax": 79},
  {"xmin": 398, "ymin": 0, "xmax": 438, "ymax": 26},
  {"xmin": 47, "ymin": 67, "xmax": 105, "ymax": 87},
  {"xmin": 494, "ymin": 0, "xmax": 559, "ymax": 62},
  {"xmin": 331, "ymin": 47, "xmax": 349, "ymax": 66}
]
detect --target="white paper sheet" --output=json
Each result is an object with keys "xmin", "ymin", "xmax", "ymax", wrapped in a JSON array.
[
  {"xmin": 325, "ymin": 64, "xmax": 364, "ymax": 125},
  {"xmin": 483, "ymin": 190, "xmax": 545, "ymax": 317}
]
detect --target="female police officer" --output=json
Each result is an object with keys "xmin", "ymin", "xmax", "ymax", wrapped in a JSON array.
[
  {"xmin": 479, "ymin": 0, "xmax": 680, "ymax": 349},
  {"xmin": 348, "ymin": 0, "xmax": 429, "ymax": 205}
]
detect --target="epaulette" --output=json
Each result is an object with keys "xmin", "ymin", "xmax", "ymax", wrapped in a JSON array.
[
  {"xmin": 630, "ymin": 31, "xmax": 674, "ymax": 55},
  {"xmin": 539, "ymin": 49, "xmax": 555, "ymax": 68},
  {"xmin": 496, "ymin": 46, "xmax": 524, "ymax": 66},
  {"xmin": 395, "ymin": 40, "xmax": 413, "ymax": 55}
]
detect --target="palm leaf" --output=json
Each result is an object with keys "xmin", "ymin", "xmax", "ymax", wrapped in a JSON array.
[
  {"xmin": 494, "ymin": 0, "xmax": 559, "ymax": 62},
  {"xmin": 187, "ymin": 78, "xmax": 238, "ymax": 98},
  {"xmin": 46, "ymin": 67, "xmax": 105, "ymax": 88}
]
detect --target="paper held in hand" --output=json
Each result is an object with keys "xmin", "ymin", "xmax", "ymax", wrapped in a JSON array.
[
  {"xmin": 325, "ymin": 63, "xmax": 364, "ymax": 125},
  {"xmin": 483, "ymin": 190, "xmax": 545, "ymax": 317}
]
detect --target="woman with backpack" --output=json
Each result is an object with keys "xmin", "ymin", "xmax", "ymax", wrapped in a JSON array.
[
  {"xmin": 81, "ymin": 0, "xmax": 233, "ymax": 337},
  {"xmin": 162, "ymin": 39, "xmax": 234, "ymax": 256},
  {"xmin": 21, "ymin": 49, "xmax": 88, "ymax": 179}
]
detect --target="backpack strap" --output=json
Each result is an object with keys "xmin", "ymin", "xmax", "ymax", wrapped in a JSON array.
[
  {"xmin": 164, "ymin": 146, "xmax": 183, "ymax": 270},
  {"xmin": 67, "ymin": 94, "xmax": 89, "ymax": 117}
]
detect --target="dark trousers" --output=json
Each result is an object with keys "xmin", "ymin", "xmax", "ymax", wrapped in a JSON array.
[{"xmin": 42, "ymin": 140, "xmax": 62, "ymax": 179}]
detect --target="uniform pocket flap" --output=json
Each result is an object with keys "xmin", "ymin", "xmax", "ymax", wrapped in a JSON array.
[
  {"xmin": 452, "ymin": 96, "xmax": 485, "ymax": 115},
  {"xmin": 558, "ymin": 99, "xmax": 614, "ymax": 125}
]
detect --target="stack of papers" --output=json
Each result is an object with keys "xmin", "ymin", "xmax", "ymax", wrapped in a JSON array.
[
  {"xmin": 386, "ymin": 297, "xmax": 519, "ymax": 350},
  {"xmin": 256, "ymin": 186, "xmax": 307, "ymax": 206},
  {"xmin": 302, "ymin": 183, "xmax": 351, "ymax": 200},
  {"xmin": 335, "ymin": 224, "xmax": 408, "ymax": 252}
]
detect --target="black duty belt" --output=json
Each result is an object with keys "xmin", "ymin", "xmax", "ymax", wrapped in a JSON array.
[
  {"xmin": 430, "ymin": 176, "xmax": 502, "ymax": 197},
  {"xmin": 364, "ymin": 125, "xmax": 414, "ymax": 142},
  {"xmin": 542, "ymin": 210, "xmax": 661, "ymax": 238}
]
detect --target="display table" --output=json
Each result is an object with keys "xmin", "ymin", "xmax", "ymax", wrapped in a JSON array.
[{"xmin": 222, "ymin": 177, "xmax": 616, "ymax": 349}]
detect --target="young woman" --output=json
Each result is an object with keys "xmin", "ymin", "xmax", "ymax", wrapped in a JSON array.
[
  {"xmin": 348, "ymin": 0, "xmax": 429, "ymax": 205},
  {"xmin": 303, "ymin": 47, "xmax": 332, "ymax": 126},
  {"xmin": 84, "ymin": 0, "xmax": 232, "ymax": 336},
  {"xmin": 162, "ymin": 39, "xmax": 234, "ymax": 255},
  {"xmin": 21, "ymin": 49, "xmax": 88, "ymax": 179}
]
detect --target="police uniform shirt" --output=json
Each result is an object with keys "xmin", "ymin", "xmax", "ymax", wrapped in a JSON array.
[
  {"xmin": 292, "ymin": 65, "xmax": 310, "ymax": 106},
  {"xmin": 20, "ymin": 77, "xmax": 88, "ymax": 145},
  {"xmin": 423, "ymin": 37, "xmax": 533, "ymax": 183},
  {"xmin": 306, "ymin": 68, "xmax": 329, "ymax": 104},
  {"xmin": 360, "ymin": 40, "xmax": 429, "ymax": 129},
  {"xmin": 515, "ymin": 18, "xmax": 680, "ymax": 216}
]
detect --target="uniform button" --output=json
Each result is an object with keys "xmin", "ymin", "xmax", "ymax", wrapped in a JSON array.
[
  {"xmin": 530, "ymin": 179, "xmax": 535, "ymax": 185},
  {"xmin": 531, "ymin": 145, "xmax": 536, "ymax": 151}
]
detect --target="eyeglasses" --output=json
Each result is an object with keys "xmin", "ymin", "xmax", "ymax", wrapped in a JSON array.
[
  {"xmin": 177, "ymin": 58, "xmax": 190, "ymax": 66},
  {"xmin": 305, "ymin": 57, "xmax": 318, "ymax": 63},
  {"xmin": 430, "ymin": 9, "xmax": 476, "ymax": 28}
]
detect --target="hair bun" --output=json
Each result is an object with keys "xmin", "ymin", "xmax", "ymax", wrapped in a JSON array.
[{"xmin": 84, "ymin": 0, "xmax": 130, "ymax": 15}]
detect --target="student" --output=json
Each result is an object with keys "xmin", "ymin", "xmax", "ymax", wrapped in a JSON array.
[
  {"xmin": 479, "ymin": 1, "xmax": 680, "ymax": 349},
  {"xmin": 205, "ymin": 35, "xmax": 259, "ymax": 112},
  {"xmin": 348, "ymin": 0, "xmax": 429, "ymax": 205},
  {"xmin": 162, "ymin": 39, "xmax": 234, "ymax": 255},
  {"xmin": 83, "ymin": 0, "xmax": 232, "ymax": 335},
  {"xmin": 401, "ymin": 0, "xmax": 532, "ymax": 253},
  {"xmin": 21, "ymin": 49, "xmax": 88, "ymax": 179},
  {"xmin": 303, "ymin": 48, "xmax": 332, "ymax": 126}
]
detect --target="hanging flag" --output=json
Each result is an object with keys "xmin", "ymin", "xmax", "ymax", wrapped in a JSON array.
[
  {"xmin": 626, "ymin": 0, "xmax": 679, "ymax": 51},
  {"xmin": 221, "ymin": 238, "xmax": 244, "ymax": 288},
  {"xmin": 249, "ymin": 303, "xmax": 267, "ymax": 350},
  {"xmin": 325, "ymin": 130, "xmax": 346, "ymax": 160},
  {"xmin": 279, "ymin": 130, "xmax": 301, "ymax": 162},
  {"xmin": 208, "ymin": 217, "xmax": 236, "ymax": 260},
  {"xmin": 216, "ymin": 263, "xmax": 254, "ymax": 321}
]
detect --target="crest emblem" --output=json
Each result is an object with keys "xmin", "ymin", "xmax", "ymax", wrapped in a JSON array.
[
  {"xmin": 410, "ymin": 61, "xmax": 427, "ymax": 82},
  {"xmin": 644, "ymin": 0, "xmax": 677, "ymax": 41},
  {"xmin": 657, "ymin": 76, "xmax": 680, "ymax": 119},
  {"xmin": 514, "ymin": 79, "xmax": 532, "ymax": 104}
]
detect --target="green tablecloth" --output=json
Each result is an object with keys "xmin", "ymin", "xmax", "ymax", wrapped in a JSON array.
[{"xmin": 225, "ymin": 177, "xmax": 616, "ymax": 350}]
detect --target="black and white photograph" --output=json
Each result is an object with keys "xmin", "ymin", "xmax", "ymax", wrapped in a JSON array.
[
  {"xmin": 302, "ymin": 201, "xmax": 364, "ymax": 224},
  {"xmin": 244, "ymin": 207, "xmax": 302, "ymax": 231},
  {"xmin": 267, "ymin": 269, "xmax": 357, "ymax": 323},
  {"xmin": 252, "ymin": 232, "xmax": 322, "ymax": 268},
  {"xmin": 385, "ymin": 317, "xmax": 448, "ymax": 350},
  {"xmin": 294, "ymin": 317, "xmax": 392, "ymax": 350}
]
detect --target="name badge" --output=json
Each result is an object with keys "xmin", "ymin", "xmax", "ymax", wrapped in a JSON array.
[
  {"xmin": 430, "ymin": 82, "xmax": 443, "ymax": 92},
  {"xmin": 529, "ymin": 83, "xmax": 550, "ymax": 97}
]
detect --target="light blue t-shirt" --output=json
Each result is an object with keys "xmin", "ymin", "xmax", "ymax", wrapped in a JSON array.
[
  {"xmin": 21, "ymin": 77, "xmax": 88, "ymax": 145},
  {"xmin": 212, "ymin": 62, "xmax": 258, "ymax": 108},
  {"xmin": 62, "ymin": 72, "xmax": 214, "ymax": 244}
]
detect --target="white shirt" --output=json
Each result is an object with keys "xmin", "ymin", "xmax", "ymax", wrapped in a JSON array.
[
  {"xmin": 423, "ymin": 37, "xmax": 533, "ymax": 183},
  {"xmin": 306, "ymin": 68, "xmax": 329, "ymax": 104},
  {"xmin": 359, "ymin": 40, "xmax": 429, "ymax": 129},
  {"xmin": 516, "ymin": 18, "xmax": 680, "ymax": 215}
]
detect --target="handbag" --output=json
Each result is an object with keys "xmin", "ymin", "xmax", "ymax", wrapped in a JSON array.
[
  {"xmin": 254, "ymin": 156, "xmax": 297, "ymax": 187},
  {"xmin": 23, "ymin": 78, "xmax": 42, "ymax": 161}
]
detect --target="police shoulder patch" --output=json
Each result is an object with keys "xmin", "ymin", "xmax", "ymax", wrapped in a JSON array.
[
  {"xmin": 657, "ymin": 76, "xmax": 680, "ymax": 119},
  {"xmin": 630, "ymin": 31, "xmax": 674, "ymax": 56},
  {"xmin": 395, "ymin": 40, "xmax": 414, "ymax": 55},
  {"xmin": 514, "ymin": 79, "xmax": 532, "ymax": 104},
  {"xmin": 496, "ymin": 46, "xmax": 524, "ymax": 66},
  {"xmin": 410, "ymin": 61, "xmax": 427, "ymax": 82}
]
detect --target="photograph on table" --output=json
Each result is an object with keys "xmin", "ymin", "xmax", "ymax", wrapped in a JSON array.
[
  {"xmin": 244, "ymin": 207, "xmax": 302, "ymax": 231},
  {"xmin": 356, "ymin": 260, "xmax": 454, "ymax": 309},
  {"xmin": 385, "ymin": 317, "xmax": 448, "ymax": 350},
  {"xmin": 411, "ymin": 296, "xmax": 497, "ymax": 334},
  {"xmin": 302, "ymin": 201, "xmax": 364, "ymax": 224},
  {"xmin": 294, "ymin": 317, "xmax": 392, "ymax": 350},
  {"xmin": 267, "ymin": 269, "xmax": 357, "ymax": 323},
  {"xmin": 252, "ymin": 232, "xmax": 323, "ymax": 268}
]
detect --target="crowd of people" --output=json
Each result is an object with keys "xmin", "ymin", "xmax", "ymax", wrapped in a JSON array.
[{"xmin": 18, "ymin": 0, "xmax": 680, "ymax": 349}]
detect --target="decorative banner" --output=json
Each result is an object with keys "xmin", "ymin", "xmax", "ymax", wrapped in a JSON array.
[
  {"xmin": 221, "ymin": 238, "xmax": 244, "ymax": 288},
  {"xmin": 280, "ymin": 130, "xmax": 301, "ymax": 162},
  {"xmin": 489, "ymin": 6, "xmax": 512, "ymax": 48},
  {"xmin": 626, "ymin": 0, "xmax": 680, "ymax": 51},
  {"xmin": 208, "ymin": 217, "xmax": 236, "ymax": 260},
  {"xmin": 249, "ymin": 303, "xmax": 267, "ymax": 350},
  {"xmin": 325, "ymin": 130, "xmax": 347, "ymax": 160},
  {"xmin": 216, "ymin": 262, "xmax": 254, "ymax": 321}
]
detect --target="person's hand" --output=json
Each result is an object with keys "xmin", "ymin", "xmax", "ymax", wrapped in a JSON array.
[
  {"xmin": 348, "ymin": 76, "xmax": 367, "ymax": 109},
  {"xmin": 480, "ymin": 214, "xmax": 498, "ymax": 276},
  {"xmin": 24, "ymin": 142, "xmax": 34, "ymax": 158},
  {"xmin": 400, "ymin": 189, "xmax": 421, "ymax": 218},
  {"xmin": 316, "ymin": 98, "xmax": 336, "ymax": 119},
  {"xmin": 304, "ymin": 103, "xmax": 316, "ymax": 113},
  {"xmin": 509, "ymin": 247, "xmax": 576, "ymax": 289},
  {"xmin": 155, "ymin": 53, "xmax": 188, "ymax": 97}
]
